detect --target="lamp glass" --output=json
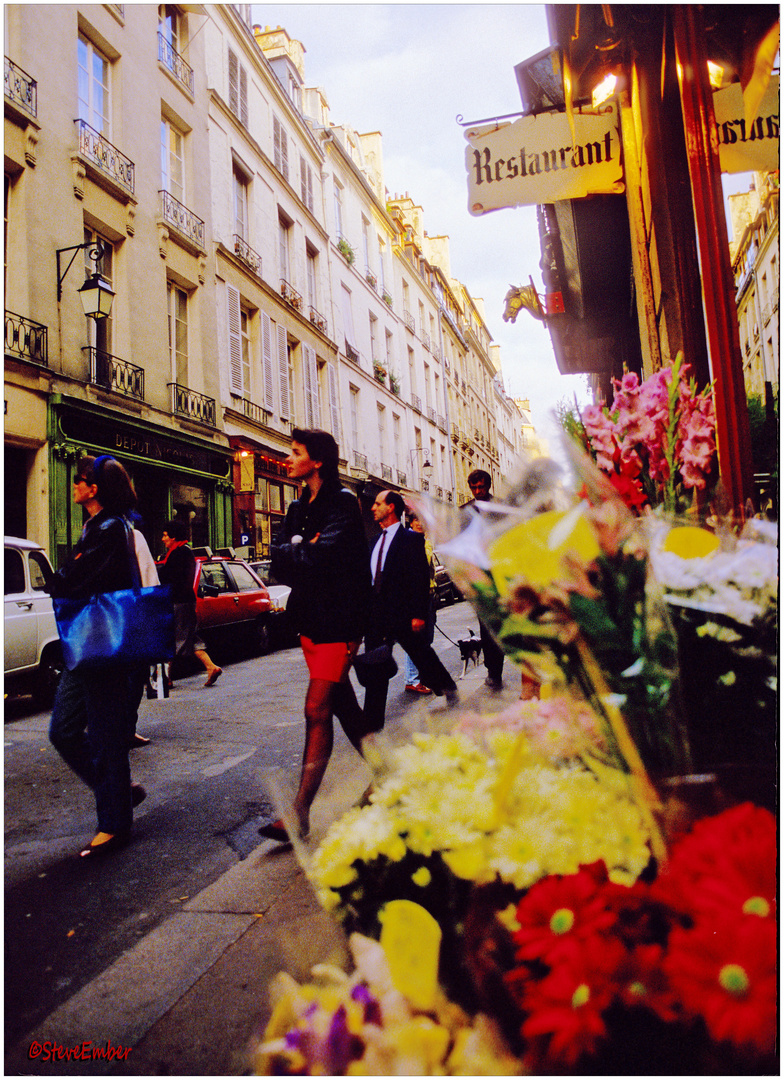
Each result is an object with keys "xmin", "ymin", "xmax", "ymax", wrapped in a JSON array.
[
  {"xmin": 422, "ymin": 460, "xmax": 434, "ymax": 477},
  {"xmin": 78, "ymin": 273, "xmax": 115, "ymax": 319}
]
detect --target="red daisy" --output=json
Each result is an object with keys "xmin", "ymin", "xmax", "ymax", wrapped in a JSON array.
[
  {"xmin": 664, "ymin": 915, "xmax": 777, "ymax": 1056},
  {"xmin": 513, "ymin": 864, "xmax": 617, "ymax": 964},
  {"xmin": 617, "ymin": 943, "xmax": 679, "ymax": 1022}
]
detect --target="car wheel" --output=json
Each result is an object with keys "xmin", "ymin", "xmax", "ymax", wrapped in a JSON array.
[
  {"xmin": 33, "ymin": 645, "xmax": 64, "ymax": 709},
  {"xmin": 253, "ymin": 618, "xmax": 271, "ymax": 656}
]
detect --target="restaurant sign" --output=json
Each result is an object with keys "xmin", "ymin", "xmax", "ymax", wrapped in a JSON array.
[
  {"xmin": 465, "ymin": 102, "xmax": 623, "ymax": 216},
  {"xmin": 713, "ymin": 76, "xmax": 779, "ymax": 175}
]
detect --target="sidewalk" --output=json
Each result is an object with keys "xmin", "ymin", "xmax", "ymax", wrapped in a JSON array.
[{"xmin": 6, "ymin": 666, "xmax": 515, "ymax": 1076}]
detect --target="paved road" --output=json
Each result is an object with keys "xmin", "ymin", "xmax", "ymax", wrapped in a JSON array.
[{"xmin": 5, "ymin": 601, "xmax": 480, "ymax": 1049}]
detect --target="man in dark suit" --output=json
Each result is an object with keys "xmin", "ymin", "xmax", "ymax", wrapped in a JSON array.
[{"xmin": 363, "ymin": 490, "xmax": 458, "ymax": 730}]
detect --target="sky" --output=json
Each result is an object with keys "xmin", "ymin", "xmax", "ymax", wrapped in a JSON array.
[{"xmin": 252, "ymin": 4, "xmax": 754, "ymax": 460}]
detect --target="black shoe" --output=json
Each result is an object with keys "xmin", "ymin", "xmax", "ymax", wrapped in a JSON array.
[{"xmin": 131, "ymin": 783, "xmax": 147, "ymax": 808}]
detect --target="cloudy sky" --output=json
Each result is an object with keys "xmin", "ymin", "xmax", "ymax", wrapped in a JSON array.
[
  {"xmin": 253, "ymin": 4, "xmax": 753, "ymax": 457},
  {"xmin": 254, "ymin": 3, "xmax": 589, "ymax": 455}
]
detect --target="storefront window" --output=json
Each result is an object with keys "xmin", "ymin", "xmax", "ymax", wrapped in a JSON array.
[{"xmin": 171, "ymin": 479, "xmax": 208, "ymax": 547}]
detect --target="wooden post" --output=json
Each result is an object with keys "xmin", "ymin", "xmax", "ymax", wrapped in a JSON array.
[{"xmin": 672, "ymin": 5, "xmax": 755, "ymax": 520}]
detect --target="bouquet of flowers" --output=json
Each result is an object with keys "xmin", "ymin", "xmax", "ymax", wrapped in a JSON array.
[{"xmin": 559, "ymin": 352, "xmax": 717, "ymax": 515}]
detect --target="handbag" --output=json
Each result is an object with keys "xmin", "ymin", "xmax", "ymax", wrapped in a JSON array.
[
  {"xmin": 53, "ymin": 522, "xmax": 175, "ymax": 672},
  {"xmin": 352, "ymin": 643, "xmax": 398, "ymax": 688}
]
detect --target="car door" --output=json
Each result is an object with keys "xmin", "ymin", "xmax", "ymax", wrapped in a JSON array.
[
  {"xmin": 196, "ymin": 560, "xmax": 240, "ymax": 630},
  {"xmin": 224, "ymin": 561, "xmax": 270, "ymax": 622},
  {"xmin": 4, "ymin": 546, "xmax": 36, "ymax": 673}
]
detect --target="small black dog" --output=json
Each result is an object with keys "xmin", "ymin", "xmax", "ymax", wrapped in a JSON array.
[{"xmin": 457, "ymin": 628, "xmax": 483, "ymax": 677}]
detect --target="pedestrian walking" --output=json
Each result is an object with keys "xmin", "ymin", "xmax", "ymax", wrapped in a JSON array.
[
  {"xmin": 363, "ymin": 490, "xmax": 458, "ymax": 731},
  {"xmin": 260, "ymin": 429, "xmax": 372, "ymax": 844},
  {"xmin": 128, "ymin": 517, "xmax": 159, "ymax": 747},
  {"xmin": 464, "ymin": 469, "xmax": 506, "ymax": 690},
  {"xmin": 402, "ymin": 510, "xmax": 437, "ymax": 694},
  {"xmin": 47, "ymin": 455, "xmax": 147, "ymax": 859},
  {"xmin": 158, "ymin": 520, "xmax": 222, "ymax": 688}
]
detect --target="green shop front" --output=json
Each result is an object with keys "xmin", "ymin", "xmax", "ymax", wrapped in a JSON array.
[{"xmin": 48, "ymin": 396, "xmax": 234, "ymax": 568}]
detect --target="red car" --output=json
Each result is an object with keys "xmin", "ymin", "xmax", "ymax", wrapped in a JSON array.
[{"xmin": 158, "ymin": 555, "xmax": 273, "ymax": 656}]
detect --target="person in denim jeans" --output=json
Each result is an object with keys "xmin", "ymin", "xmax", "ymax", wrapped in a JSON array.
[{"xmin": 48, "ymin": 455, "xmax": 147, "ymax": 859}]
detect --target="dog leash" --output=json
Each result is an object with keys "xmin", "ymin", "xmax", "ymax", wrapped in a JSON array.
[{"xmin": 435, "ymin": 622, "xmax": 463, "ymax": 648}]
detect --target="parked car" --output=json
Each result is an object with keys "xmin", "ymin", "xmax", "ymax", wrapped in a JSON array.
[
  {"xmin": 248, "ymin": 559, "xmax": 296, "ymax": 648},
  {"xmin": 4, "ymin": 536, "xmax": 63, "ymax": 706},
  {"xmin": 433, "ymin": 552, "xmax": 463, "ymax": 607},
  {"xmin": 158, "ymin": 555, "xmax": 273, "ymax": 657}
]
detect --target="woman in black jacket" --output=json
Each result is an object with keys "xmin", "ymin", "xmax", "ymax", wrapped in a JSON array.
[
  {"xmin": 260, "ymin": 429, "xmax": 371, "ymax": 843},
  {"xmin": 158, "ymin": 519, "xmax": 221, "ymax": 687},
  {"xmin": 48, "ymin": 455, "xmax": 146, "ymax": 858}
]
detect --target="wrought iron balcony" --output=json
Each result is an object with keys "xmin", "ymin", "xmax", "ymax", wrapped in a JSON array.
[
  {"xmin": 5, "ymin": 311, "xmax": 47, "ymax": 365},
  {"xmin": 4, "ymin": 56, "xmax": 37, "ymax": 117},
  {"xmin": 85, "ymin": 347, "xmax": 144, "ymax": 401},
  {"xmin": 76, "ymin": 120, "xmax": 134, "ymax": 194},
  {"xmin": 437, "ymin": 414, "xmax": 446, "ymax": 432},
  {"xmin": 421, "ymin": 478, "xmax": 430, "ymax": 492},
  {"xmin": 345, "ymin": 341, "xmax": 359, "ymax": 363},
  {"xmin": 411, "ymin": 394, "xmax": 422, "ymax": 413},
  {"xmin": 280, "ymin": 279, "xmax": 303, "ymax": 311},
  {"xmin": 436, "ymin": 486, "xmax": 443, "ymax": 499},
  {"xmin": 158, "ymin": 32, "xmax": 194, "ymax": 94},
  {"xmin": 309, "ymin": 307, "xmax": 328, "ymax": 335},
  {"xmin": 381, "ymin": 463, "xmax": 393, "ymax": 481},
  {"xmin": 160, "ymin": 190, "xmax": 205, "ymax": 249},
  {"xmin": 451, "ymin": 422, "xmax": 459, "ymax": 441},
  {"xmin": 241, "ymin": 398, "xmax": 271, "ymax": 426},
  {"xmin": 403, "ymin": 309, "xmax": 415, "ymax": 332},
  {"xmin": 170, "ymin": 382, "xmax": 216, "ymax": 426},
  {"xmin": 446, "ymin": 491, "xmax": 453, "ymax": 502},
  {"xmin": 421, "ymin": 330, "xmax": 430, "ymax": 351},
  {"xmin": 233, "ymin": 234, "xmax": 261, "ymax": 275},
  {"xmin": 353, "ymin": 451, "xmax": 368, "ymax": 471},
  {"xmin": 396, "ymin": 469, "xmax": 407, "ymax": 486},
  {"xmin": 427, "ymin": 406, "xmax": 436, "ymax": 423}
]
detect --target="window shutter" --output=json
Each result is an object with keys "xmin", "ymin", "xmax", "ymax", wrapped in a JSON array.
[
  {"xmin": 227, "ymin": 284, "xmax": 243, "ymax": 395},
  {"xmin": 262, "ymin": 312, "xmax": 275, "ymax": 411},
  {"xmin": 278, "ymin": 323, "xmax": 291, "ymax": 419},
  {"xmin": 300, "ymin": 156, "xmax": 307, "ymax": 204},
  {"xmin": 303, "ymin": 344, "xmax": 320, "ymax": 429},
  {"xmin": 239, "ymin": 63, "xmax": 248, "ymax": 126},
  {"xmin": 327, "ymin": 361, "xmax": 340, "ymax": 440},
  {"xmin": 228, "ymin": 48, "xmax": 239, "ymax": 116},
  {"xmin": 273, "ymin": 116, "xmax": 281, "ymax": 171},
  {"xmin": 280, "ymin": 124, "xmax": 288, "ymax": 182}
]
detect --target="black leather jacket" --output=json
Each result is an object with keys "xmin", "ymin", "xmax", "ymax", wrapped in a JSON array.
[
  {"xmin": 47, "ymin": 511, "xmax": 135, "ymax": 601},
  {"xmin": 271, "ymin": 481, "xmax": 371, "ymax": 643}
]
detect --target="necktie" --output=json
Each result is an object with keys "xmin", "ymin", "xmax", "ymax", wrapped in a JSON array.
[{"xmin": 373, "ymin": 530, "xmax": 386, "ymax": 590}]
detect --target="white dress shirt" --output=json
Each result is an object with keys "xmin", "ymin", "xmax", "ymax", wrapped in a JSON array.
[{"xmin": 371, "ymin": 520, "xmax": 401, "ymax": 582}]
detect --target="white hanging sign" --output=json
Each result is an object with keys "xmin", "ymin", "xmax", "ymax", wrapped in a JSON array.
[
  {"xmin": 465, "ymin": 103, "xmax": 623, "ymax": 215},
  {"xmin": 713, "ymin": 77, "xmax": 779, "ymax": 175}
]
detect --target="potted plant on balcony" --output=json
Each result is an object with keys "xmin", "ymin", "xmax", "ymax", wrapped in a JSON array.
[
  {"xmin": 389, "ymin": 373, "xmax": 401, "ymax": 396},
  {"xmin": 337, "ymin": 237, "xmax": 355, "ymax": 265},
  {"xmin": 373, "ymin": 361, "xmax": 387, "ymax": 385},
  {"xmin": 365, "ymin": 270, "xmax": 377, "ymax": 289},
  {"xmin": 382, "ymin": 291, "xmax": 393, "ymax": 308}
]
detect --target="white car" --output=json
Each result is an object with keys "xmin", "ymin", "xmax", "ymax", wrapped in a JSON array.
[
  {"xmin": 247, "ymin": 559, "xmax": 295, "ymax": 647},
  {"xmin": 4, "ymin": 536, "xmax": 63, "ymax": 706}
]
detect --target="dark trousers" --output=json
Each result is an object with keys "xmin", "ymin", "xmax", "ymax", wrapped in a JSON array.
[
  {"xmin": 49, "ymin": 665, "xmax": 135, "ymax": 834},
  {"xmin": 364, "ymin": 623, "xmax": 457, "ymax": 731},
  {"xmin": 479, "ymin": 619, "xmax": 504, "ymax": 681}
]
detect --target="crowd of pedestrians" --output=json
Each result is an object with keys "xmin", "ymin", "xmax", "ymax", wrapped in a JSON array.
[{"xmin": 47, "ymin": 431, "xmax": 511, "ymax": 858}]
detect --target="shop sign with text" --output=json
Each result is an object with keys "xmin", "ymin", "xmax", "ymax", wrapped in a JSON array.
[
  {"xmin": 465, "ymin": 103, "xmax": 623, "ymax": 215},
  {"xmin": 713, "ymin": 77, "xmax": 779, "ymax": 174}
]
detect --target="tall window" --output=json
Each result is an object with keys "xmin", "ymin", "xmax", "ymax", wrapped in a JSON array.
[
  {"xmin": 393, "ymin": 413, "xmax": 401, "ymax": 470},
  {"xmin": 306, "ymin": 246, "xmax": 317, "ymax": 307},
  {"xmin": 377, "ymin": 404, "xmax": 387, "ymax": 463},
  {"xmin": 333, "ymin": 182, "xmax": 343, "ymax": 237},
  {"xmin": 369, "ymin": 313, "xmax": 378, "ymax": 362},
  {"xmin": 350, "ymin": 386, "xmax": 359, "ymax": 448},
  {"xmin": 273, "ymin": 116, "xmax": 288, "ymax": 181},
  {"xmin": 341, "ymin": 285, "xmax": 357, "ymax": 358},
  {"xmin": 84, "ymin": 225, "xmax": 113, "ymax": 357},
  {"xmin": 228, "ymin": 47, "xmax": 248, "ymax": 126},
  {"xmin": 158, "ymin": 5, "xmax": 181, "ymax": 51},
  {"xmin": 423, "ymin": 362, "xmax": 430, "ymax": 407},
  {"xmin": 385, "ymin": 329, "xmax": 393, "ymax": 371},
  {"xmin": 233, "ymin": 165, "xmax": 248, "ymax": 240},
  {"xmin": 362, "ymin": 218, "xmax": 371, "ymax": 274},
  {"xmin": 300, "ymin": 156, "xmax": 314, "ymax": 213},
  {"xmin": 167, "ymin": 281, "xmax": 188, "ymax": 383},
  {"xmin": 278, "ymin": 215, "xmax": 290, "ymax": 281},
  {"xmin": 161, "ymin": 118, "xmax": 184, "ymax": 202},
  {"xmin": 78, "ymin": 34, "xmax": 110, "ymax": 133},
  {"xmin": 378, "ymin": 239, "xmax": 386, "ymax": 293}
]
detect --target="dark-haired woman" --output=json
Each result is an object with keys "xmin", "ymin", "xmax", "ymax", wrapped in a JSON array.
[
  {"xmin": 158, "ymin": 519, "xmax": 221, "ymax": 688},
  {"xmin": 47, "ymin": 455, "xmax": 146, "ymax": 858},
  {"xmin": 260, "ymin": 429, "xmax": 371, "ymax": 843}
]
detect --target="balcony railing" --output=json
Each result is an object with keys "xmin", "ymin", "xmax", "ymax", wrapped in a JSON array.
[
  {"xmin": 5, "ymin": 311, "xmax": 47, "ymax": 365},
  {"xmin": 309, "ymin": 307, "xmax": 328, "ymax": 335},
  {"xmin": 396, "ymin": 469, "xmax": 407, "ymax": 486},
  {"xmin": 427, "ymin": 406, "xmax": 436, "ymax": 423},
  {"xmin": 345, "ymin": 341, "xmax": 360, "ymax": 363},
  {"xmin": 76, "ymin": 120, "xmax": 134, "ymax": 194},
  {"xmin": 411, "ymin": 393, "xmax": 422, "ymax": 413},
  {"xmin": 403, "ymin": 309, "xmax": 415, "ymax": 332},
  {"xmin": 436, "ymin": 486, "xmax": 443, "ymax": 499},
  {"xmin": 240, "ymin": 397, "xmax": 271, "ymax": 426},
  {"xmin": 381, "ymin": 463, "xmax": 393, "ymax": 481},
  {"xmin": 353, "ymin": 451, "xmax": 368, "ymax": 471},
  {"xmin": 233, "ymin": 234, "xmax": 261, "ymax": 275},
  {"xmin": 158, "ymin": 32, "xmax": 195, "ymax": 94},
  {"xmin": 170, "ymin": 382, "xmax": 216, "ymax": 426},
  {"xmin": 85, "ymin": 347, "xmax": 144, "ymax": 401},
  {"xmin": 437, "ymin": 414, "xmax": 446, "ymax": 432},
  {"xmin": 160, "ymin": 190, "xmax": 205, "ymax": 249},
  {"xmin": 421, "ymin": 330, "xmax": 430, "ymax": 351},
  {"xmin": 4, "ymin": 56, "xmax": 37, "ymax": 117},
  {"xmin": 280, "ymin": 279, "xmax": 303, "ymax": 311},
  {"xmin": 451, "ymin": 422, "xmax": 459, "ymax": 440},
  {"xmin": 421, "ymin": 478, "xmax": 430, "ymax": 492}
]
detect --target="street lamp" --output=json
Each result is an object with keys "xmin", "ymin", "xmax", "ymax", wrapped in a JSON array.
[
  {"xmin": 409, "ymin": 447, "xmax": 434, "ymax": 482},
  {"xmin": 56, "ymin": 240, "xmax": 115, "ymax": 318}
]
